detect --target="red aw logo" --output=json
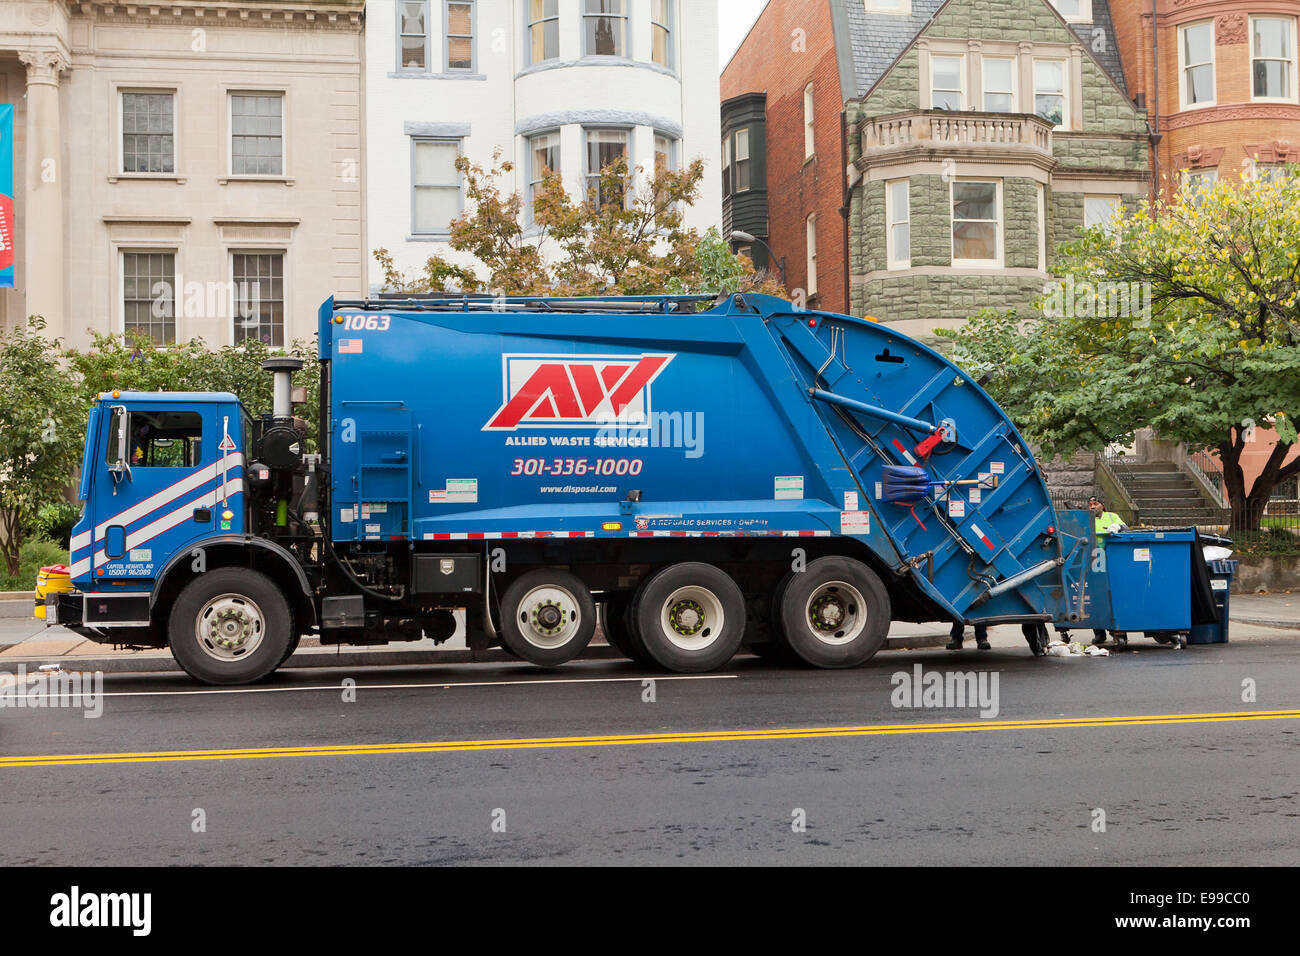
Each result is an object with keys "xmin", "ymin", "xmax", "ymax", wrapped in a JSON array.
[{"xmin": 484, "ymin": 353, "xmax": 673, "ymax": 430}]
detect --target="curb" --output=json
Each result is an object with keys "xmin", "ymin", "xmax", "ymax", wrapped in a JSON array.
[
  {"xmin": 1229, "ymin": 617, "xmax": 1300, "ymax": 631},
  {"xmin": 0, "ymin": 634, "xmax": 949, "ymax": 675}
]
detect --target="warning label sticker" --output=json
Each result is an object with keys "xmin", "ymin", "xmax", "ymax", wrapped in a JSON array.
[
  {"xmin": 1133, "ymin": 548, "xmax": 1151, "ymax": 562},
  {"xmin": 840, "ymin": 511, "xmax": 871, "ymax": 535},
  {"xmin": 990, "ymin": 461, "xmax": 1005, "ymax": 475},
  {"xmin": 775, "ymin": 476, "xmax": 804, "ymax": 500},
  {"xmin": 949, "ymin": 499, "xmax": 966, "ymax": 518},
  {"xmin": 844, "ymin": 491, "xmax": 859, "ymax": 511},
  {"xmin": 338, "ymin": 507, "xmax": 354, "ymax": 523},
  {"xmin": 430, "ymin": 479, "xmax": 479, "ymax": 504},
  {"xmin": 969, "ymin": 488, "xmax": 981, "ymax": 504}
]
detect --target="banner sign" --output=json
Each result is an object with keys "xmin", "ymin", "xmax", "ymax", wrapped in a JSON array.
[{"xmin": 0, "ymin": 105, "xmax": 12, "ymax": 288}]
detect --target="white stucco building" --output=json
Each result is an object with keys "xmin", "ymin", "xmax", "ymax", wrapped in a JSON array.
[
  {"xmin": 0, "ymin": 1, "xmax": 365, "ymax": 348},
  {"xmin": 364, "ymin": 0, "xmax": 722, "ymax": 290}
]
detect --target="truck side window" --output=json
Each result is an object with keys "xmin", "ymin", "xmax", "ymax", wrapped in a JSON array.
[{"xmin": 106, "ymin": 410, "xmax": 204, "ymax": 468}]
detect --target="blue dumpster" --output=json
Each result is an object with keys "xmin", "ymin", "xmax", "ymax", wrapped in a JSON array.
[
  {"xmin": 1188, "ymin": 559, "xmax": 1237, "ymax": 645},
  {"xmin": 1106, "ymin": 530, "xmax": 1196, "ymax": 632}
]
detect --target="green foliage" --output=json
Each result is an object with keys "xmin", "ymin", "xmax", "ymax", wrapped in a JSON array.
[
  {"xmin": 0, "ymin": 320, "xmax": 84, "ymax": 576},
  {"xmin": 942, "ymin": 168, "xmax": 1300, "ymax": 529},
  {"xmin": 0, "ymin": 537, "xmax": 68, "ymax": 593},
  {"xmin": 65, "ymin": 331, "xmax": 322, "ymax": 449},
  {"xmin": 24, "ymin": 501, "xmax": 81, "ymax": 550}
]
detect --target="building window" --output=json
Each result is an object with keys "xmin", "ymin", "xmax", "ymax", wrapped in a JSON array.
[
  {"xmin": 585, "ymin": 128, "xmax": 629, "ymax": 208},
  {"xmin": 1050, "ymin": 0, "xmax": 1091, "ymax": 22},
  {"xmin": 232, "ymin": 252, "xmax": 285, "ymax": 348},
  {"xmin": 865, "ymin": 0, "xmax": 911, "ymax": 14},
  {"xmin": 654, "ymin": 133, "xmax": 677, "ymax": 172},
  {"xmin": 651, "ymin": 0, "xmax": 673, "ymax": 68},
  {"xmin": 121, "ymin": 92, "xmax": 175, "ymax": 174},
  {"xmin": 398, "ymin": 0, "xmax": 430, "ymax": 71},
  {"xmin": 445, "ymin": 1, "xmax": 475, "ymax": 72},
  {"xmin": 527, "ymin": 0, "xmax": 560, "ymax": 64},
  {"xmin": 1084, "ymin": 195, "xmax": 1121, "ymax": 234},
  {"xmin": 412, "ymin": 138, "xmax": 463, "ymax": 235},
  {"xmin": 722, "ymin": 135, "xmax": 732, "ymax": 195},
  {"xmin": 804, "ymin": 83, "xmax": 816, "ymax": 158},
  {"xmin": 1182, "ymin": 168, "xmax": 1218, "ymax": 199},
  {"xmin": 733, "ymin": 128, "xmax": 751, "ymax": 192},
  {"xmin": 1254, "ymin": 161, "xmax": 1287, "ymax": 183},
  {"xmin": 1179, "ymin": 21, "xmax": 1215, "ymax": 108},
  {"xmin": 584, "ymin": 0, "xmax": 626, "ymax": 57},
  {"xmin": 1033, "ymin": 60, "xmax": 1067, "ymax": 128},
  {"xmin": 230, "ymin": 93, "xmax": 284, "ymax": 176},
  {"xmin": 806, "ymin": 214, "xmax": 818, "ymax": 296},
  {"xmin": 931, "ymin": 55, "xmax": 964, "ymax": 110},
  {"xmin": 886, "ymin": 179, "xmax": 910, "ymax": 270},
  {"xmin": 528, "ymin": 130, "xmax": 560, "ymax": 219},
  {"xmin": 951, "ymin": 180, "xmax": 1000, "ymax": 266},
  {"xmin": 122, "ymin": 251, "xmax": 177, "ymax": 345},
  {"xmin": 983, "ymin": 58, "xmax": 1015, "ymax": 112},
  {"xmin": 1252, "ymin": 17, "xmax": 1296, "ymax": 101}
]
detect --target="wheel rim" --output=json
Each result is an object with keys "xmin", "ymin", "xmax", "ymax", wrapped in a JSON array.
[
  {"xmin": 803, "ymin": 581, "xmax": 867, "ymax": 646},
  {"xmin": 196, "ymin": 593, "xmax": 266, "ymax": 662},
  {"xmin": 516, "ymin": 585, "xmax": 584, "ymax": 649},
  {"xmin": 659, "ymin": 585, "xmax": 725, "ymax": 651}
]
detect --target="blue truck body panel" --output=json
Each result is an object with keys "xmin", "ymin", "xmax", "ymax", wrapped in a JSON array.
[{"xmin": 319, "ymin": 294, "xmax": 1070, "ymax": 624}]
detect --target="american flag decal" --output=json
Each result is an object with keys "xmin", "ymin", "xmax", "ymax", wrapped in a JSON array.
[{"xmin": 338, "ymin": 339, "xmax": 363, "ymax": 354}]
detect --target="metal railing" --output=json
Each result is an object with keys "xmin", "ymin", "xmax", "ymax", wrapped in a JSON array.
[{"xmin": 1187, "ymin": 447, "xmax": 1228, "ymax": 509}]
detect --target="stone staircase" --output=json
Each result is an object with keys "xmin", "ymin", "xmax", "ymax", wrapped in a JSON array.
[{"xmin": 1120, "ymin": 461, "xmax": 1227, "ymax": 526}]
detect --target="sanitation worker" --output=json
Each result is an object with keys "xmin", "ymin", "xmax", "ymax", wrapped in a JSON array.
[
  {"xmin": 1088, "ymin": 495, "xmax": 1127, "ymax": 646},
  {"xmin": 947, "ymin": 620, "xmax": 990, "ymax": 650}
]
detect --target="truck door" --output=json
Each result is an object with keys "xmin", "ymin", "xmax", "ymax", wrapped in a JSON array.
[{"xmin": 86, "ymin": 402, "xmax": 242, "ymax": 584}]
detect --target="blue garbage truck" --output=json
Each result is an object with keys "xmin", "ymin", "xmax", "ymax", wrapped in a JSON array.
[{"xmin": 40, "ymin": 293, "xmax": 1091, "ymax": 684}]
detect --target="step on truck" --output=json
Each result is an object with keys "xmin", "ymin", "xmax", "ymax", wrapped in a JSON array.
[{"xmin": 40, "ymin": 293, "xmax": 1088, "ymax": 684}]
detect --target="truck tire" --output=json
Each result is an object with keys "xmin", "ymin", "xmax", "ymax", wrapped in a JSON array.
[
  {"xmin": 601, "ymin": 597, "xmax": 655, "ymax": 665},
  {"xmin": 168, "ymin": 568, "xmax": 293, "ymax": 685},
  {"xmin": 750, "ymin": 572, "xmax": 803, "ymax": 665},
  {"xmin": 632, "ymin": 563, "xmax": 746, "ymax": 673},
  {"xmin": 500, "ymin": 570, "xmax": 596, "ymax": 667},
  {"xmin": 777, "ymin": 556, "xmax": 890, "ymax": 668}
]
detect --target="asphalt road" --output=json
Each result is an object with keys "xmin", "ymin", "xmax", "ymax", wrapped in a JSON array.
[{"xmin": 1, "ymin": 636, "xmax": 1297, "ymax": 865}]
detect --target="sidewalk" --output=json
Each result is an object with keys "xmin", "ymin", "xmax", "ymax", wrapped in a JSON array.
[{"xmin": 0, "ymin": 595, "xmax": 1291, "ymax": 676}]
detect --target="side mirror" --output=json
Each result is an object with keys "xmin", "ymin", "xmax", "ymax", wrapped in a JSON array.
[{"xmin": 107, "ymin": 405, "xmax": 133, "ymax": 485}]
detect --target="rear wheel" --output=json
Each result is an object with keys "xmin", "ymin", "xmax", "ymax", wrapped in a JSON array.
[
  {"xmin": 168, "ymin": 568, "xmax": 292, "ymax": 685},
  {"xmin": 777, "ymin": 557, "xmax": 889, "ymax": 668},
  {"xmin": 632, "ymin": 563, "xmax": 746, "ymax": 673},
  {"xmin": 499, "ymin": 570, "xmax": 596, "ymax": 667}
]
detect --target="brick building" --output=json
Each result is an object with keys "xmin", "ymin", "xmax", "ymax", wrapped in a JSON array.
[
  {"xmin": 723, "ymin": 0, "xmax": 1153, "ymax": 341},
  {"xmin": 1108, "ymin": 0, "xmax": 1300, "ymax": 198}
]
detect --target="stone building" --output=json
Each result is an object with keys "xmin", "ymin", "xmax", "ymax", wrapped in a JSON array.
[
  {"xmin": 0, "ymin": 0, "xmax": 365, "ymax": 348},
  {"xmin": 723, "ymin": 0, "xmax": 1154, "ymax": 341}
]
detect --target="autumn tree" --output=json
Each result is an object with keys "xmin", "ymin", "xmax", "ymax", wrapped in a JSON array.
[
  {"xmin": 374, "ymin": 149, "xmax": 783, "ymax": 299},
  {"xmin": 942, "ymin": 168, "xmax": 1300, "ymax": 530}
]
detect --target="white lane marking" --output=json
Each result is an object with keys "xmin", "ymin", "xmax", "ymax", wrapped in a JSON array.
[{"xmin": 31, "ymin": 673, "xmax": 740, "ymax": 700}]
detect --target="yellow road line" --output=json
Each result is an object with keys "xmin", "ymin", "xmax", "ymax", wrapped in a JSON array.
[{"xmin": 3, "ymin": 709, "xmax": 1298, "ymax": 769}]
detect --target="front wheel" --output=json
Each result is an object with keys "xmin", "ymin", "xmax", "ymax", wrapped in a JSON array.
[
  {"xmin": 777, "ymin": 557, "xmax": 890, "ymax": 668},
  {"xmin": 168, "ymin": 568, "xmax": 293, "ymax": 685}
]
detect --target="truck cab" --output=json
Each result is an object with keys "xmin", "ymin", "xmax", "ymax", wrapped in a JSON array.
[{"xmin": 61, "ymin": 391, "xmax": 248, "ymax": 635}]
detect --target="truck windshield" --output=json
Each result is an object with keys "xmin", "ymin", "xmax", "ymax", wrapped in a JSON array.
[{"xmin": 106, "ymin": 409, "xmax": 204, "ymax": 468}]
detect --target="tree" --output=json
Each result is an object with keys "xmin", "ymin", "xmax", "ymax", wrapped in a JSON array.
[
  {"xmin": 374, "ymin": 149, "xmax": 783, "ymax": 298},
  {"xmin": 0, "ymin": 319, "xmax": 84, "ymax": 576},
  {"xmin": 941, "ymin": 168, "xmax": 1300, "ymax": 530},
  {"xmin": 65, "ymin": 332, "xmax": 322, "ymax": 449}
]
